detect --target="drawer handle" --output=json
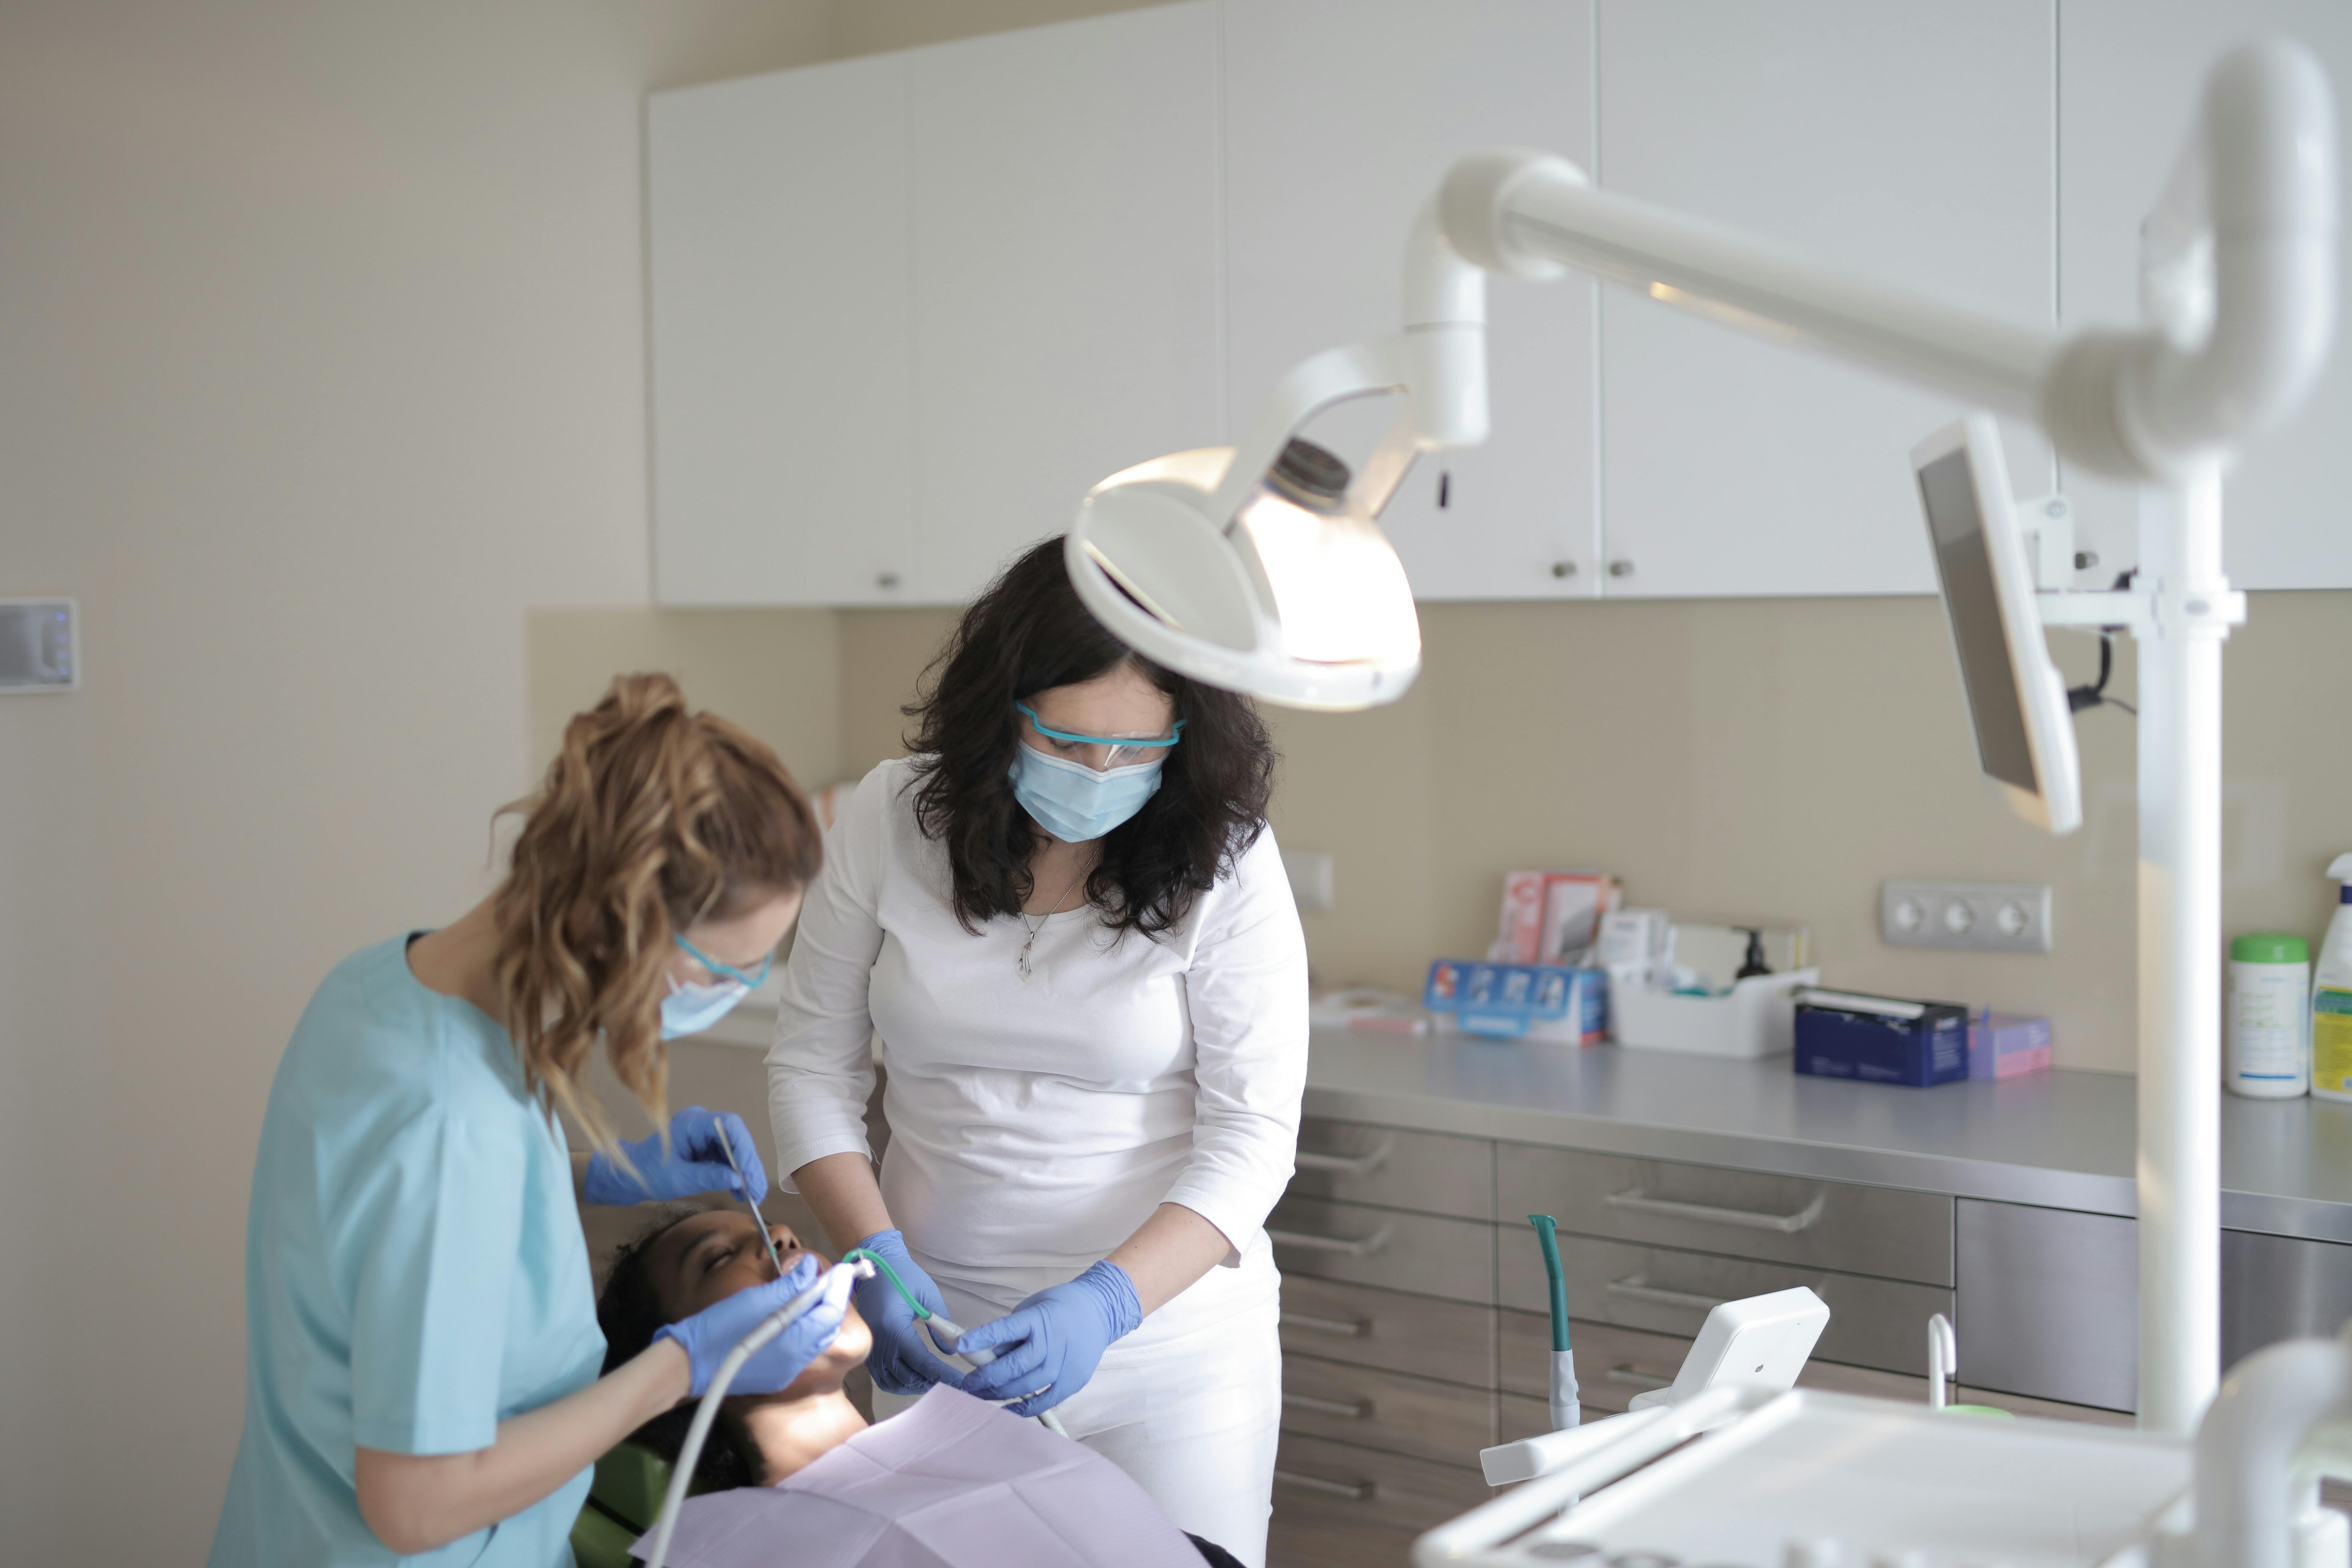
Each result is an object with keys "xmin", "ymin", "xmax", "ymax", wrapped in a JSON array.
[
  {"xmin": 1605, "ymin": 1365, "xmax": 1673, "ymax": 1392},
  {"xmin": 1283, "ymin": 1392, "xmax": 1375, "ymax": 1419},
  {"xmin": 1280, "ymin": 1310, "xmax": 1371, "ymax": 1339},
  {"xmin": 1605, "ymin": 1188, "xmax": 1827, "ymax": 1234},
  {"xmin": 1274, "ymin": 1468, "xmax": 1376, "ymax": 1502},
  {"xmin": 1267, "ymin": 1223, "xmax": 1393, "ymax": 1257},
  {"xmin": 1606, "ymin": 1275, "xmax": 1725, "ymax": 1314},
  {"xmin": 1295, "ymin": 1140, "xmax": 1395, "ymax": 1178}
]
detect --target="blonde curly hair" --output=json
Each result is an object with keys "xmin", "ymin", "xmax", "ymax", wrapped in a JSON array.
[{"xmin": 494, "ymin": 673, "xmax": 821, "ymax": 1157}]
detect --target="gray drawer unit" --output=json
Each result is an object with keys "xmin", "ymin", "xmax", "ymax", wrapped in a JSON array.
[
  {"xmin": 1279, "ymin": 1274, "xmax": 1496, "ymax": 1390},
  {"xmin": 1281, "ymin": 1355, "xmax": 1497, "ymax": 1463},
  {"xmin": 1267, "ymin": 1431, "xmax": 1493, "ymax": 1568},
  {"xmin": 2224, "ymin": 1227, "xmax": 2352, "ymax": 1368},
  {"xmin": 1293, "ymin": 1117, "xmax": 1494, "ymax": 1221},
  {"xmin": 1957, "ymin": 1199, "xmax": 2138, "ymax": 1413},
  {"xmin": 1498, "ymin": 1142, "xmax": 1955, "ymax": 1286},
  {"xmin": 1502, "ymin": 1230, "xmax": 1950, "ymax": 1376},
  {"xmin": 1268, "ymin": 1195, "xmax": 1497, "ymax": 1306},
  {"xmin": 1959, "ymin": 1205, "xmax": 2352, "ymax": 1415}
]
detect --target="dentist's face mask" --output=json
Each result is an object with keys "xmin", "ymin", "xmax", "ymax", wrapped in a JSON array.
[
  {"xmin": 659, "ymin": 934, "xmax": 773, "ymax": 1040},
  {"xmin": 1009, "ymin": 742, "xmax": 1167, "ymax": 843}
]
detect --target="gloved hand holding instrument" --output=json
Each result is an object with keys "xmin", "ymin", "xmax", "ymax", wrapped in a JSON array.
[
  {"xmin": 847, "ymin": 1228, "xmax": 968, "ymax": 1395},
  {"xmin": 952, "ymin": 1260, "xmax": 1142, "ymax": 1419},
  {"xmin": 582, "ymin": 1105, "xmax": 769, "ymax": 1207}
]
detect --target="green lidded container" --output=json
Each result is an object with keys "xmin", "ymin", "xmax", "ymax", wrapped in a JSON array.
[
  {"xmin": 2229, "ymin": 931, "xmax": 2312, "ymax": 1100},
  {"xmin": 2232, "ymin": 932, "xmax": 2310, "ymax": 964}
]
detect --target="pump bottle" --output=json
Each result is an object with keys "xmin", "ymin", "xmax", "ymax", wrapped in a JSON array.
[{"xmin": 2311, "ymin": 855, "xmax": 2352, "ymax": 1104}]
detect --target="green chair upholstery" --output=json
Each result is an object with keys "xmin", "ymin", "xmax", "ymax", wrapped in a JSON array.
[{"xmin": 570, "ymin": 1443, "xmax": 680, "ymax": 1568}]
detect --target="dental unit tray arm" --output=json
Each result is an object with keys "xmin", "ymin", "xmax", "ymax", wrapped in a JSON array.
[{"xmin": 1069, "ymin": 38, "xmax": 2338, "ymax": 1440}]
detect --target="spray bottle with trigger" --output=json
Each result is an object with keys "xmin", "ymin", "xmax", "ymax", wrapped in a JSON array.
[{"xmin": 2309, "ymin": 854, "xmax": 2352, "ymax": 1103}]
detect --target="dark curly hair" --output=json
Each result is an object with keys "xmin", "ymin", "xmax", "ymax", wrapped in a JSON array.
[
  {"xmin": 905, "ymin": 537, "xmax": 1276, "ymax": 936},
  {"xmin": 597, "ymin": 1210, "xmax": 767, "ymax": 1491}
]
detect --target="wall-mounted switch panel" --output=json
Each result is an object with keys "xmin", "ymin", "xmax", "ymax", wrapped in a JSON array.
[
  {"xmin": 1283, "ymin": 851, "xmax": 1334, "ymax": 914},
  {"xmin": 1882, "ymin": 879, "xmax": 2052, "ymax": 953},
  {"xmin": 0, "ymin": 600, "xmax": 77, "ymax": 692}
]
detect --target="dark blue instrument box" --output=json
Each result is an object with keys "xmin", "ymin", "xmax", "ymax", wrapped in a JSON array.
[{"xmin": 1793, "ymin": 989, "xmax": 1970, "ymax": 1087}]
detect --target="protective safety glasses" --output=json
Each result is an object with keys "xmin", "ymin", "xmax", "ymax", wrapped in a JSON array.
[
  {"xmin": 672, "ymin": 933, "xmax": 775, "ymax": 989},
  {"xmin": 1015, "ymin": 701, "xmax": 1185, "ymax": 770}
]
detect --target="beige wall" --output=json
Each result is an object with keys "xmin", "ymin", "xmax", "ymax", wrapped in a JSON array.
[
  {"xmin": 532, "ymin": 590, "xmax": 2350, "ymax": 1079},
  {"xmin": 0, "ymin": 2, "xmax": 865, "ymax": 1559}
]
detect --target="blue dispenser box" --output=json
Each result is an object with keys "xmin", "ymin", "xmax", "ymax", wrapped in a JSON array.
[
  {"xmin": 1426, "ymin": 960, "xmax": 1608, "ymax": 1043},
  {"xmin": 1793, "ymin": 988, "xmax": 1970, "ymax": 1087}
]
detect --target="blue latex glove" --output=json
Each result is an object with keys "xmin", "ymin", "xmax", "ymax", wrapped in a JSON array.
[
  {"xmin": 852, "ymin": 1229, "xmax": 966, "ymax": 1396},
  {"xmin": 582, "ymin": 1105, "xmax": 768, "ymax": 1207},
  {"xmin": 655, "ymin": 1253, "xmax": 847, "ymax": 1396},
  {"xmin": 955, "ymin": 1260, "xmax": 1141, "ymax": 1417}
]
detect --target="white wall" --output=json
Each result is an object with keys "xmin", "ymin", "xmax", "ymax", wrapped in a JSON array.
[{"xmin": 0, "ymin": 2, "xmax": 839, "ymax": 1556}]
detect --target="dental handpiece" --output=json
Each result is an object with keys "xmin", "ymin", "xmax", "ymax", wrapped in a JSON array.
[
  {"xmin": 714, "ymin": 1121, "xmax": 790, "ymax": 1282},
  {"xmin": 925, "ymin": 1316, "xmax": 1072, "ymax": 1438}
]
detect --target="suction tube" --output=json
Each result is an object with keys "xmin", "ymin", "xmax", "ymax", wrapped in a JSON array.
[
  {"xmin": 1528, "ymin": 1215, "xmax": 1579, "ymax": 1431},
  {"xmin": 640, "ymin": 1257, "xmax": 870, "ymax": 1568}
]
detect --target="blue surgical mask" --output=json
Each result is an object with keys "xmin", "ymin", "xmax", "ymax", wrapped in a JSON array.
[
  {"xmin": 660, "ymin": 974, "xmax": 750, "ymax": 1039},
  {"xmin": 1009, "ymin": 742, "xmax": 1164, "ymax": 843},
  {"xmin": 658, "ymin": 934, "xmax": 770, "ymax": 1040}
]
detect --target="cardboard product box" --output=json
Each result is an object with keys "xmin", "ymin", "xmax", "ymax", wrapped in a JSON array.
[
  {"xmin": 1968, "ymin": 1012, "xmax": 2053, "ymax": 1079},
  {"xmin": 1426, "ymin": 959, "xmax": 1608, "ymax": 1044},
  {"xmin": 1793, "ymin": 989, "xmax": 1970, "ymax": 1088},
  {"xmin": 1490, "ymin": 871, "xmax": 1554, "ymax": 965},
  {"xmin": 1539, "ymin": 873, "xmax": 1619, "ymax": 967}
]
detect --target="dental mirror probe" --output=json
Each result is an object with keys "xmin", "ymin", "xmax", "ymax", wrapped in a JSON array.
[{"xmin": 714, "ymin": 1118, "xmax": 789, "ymax": 1283}]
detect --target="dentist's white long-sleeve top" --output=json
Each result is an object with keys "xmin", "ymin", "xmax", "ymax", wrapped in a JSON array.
[{"xmin": 767, "ymin": 758, "xmax": 1309, "ymax": 1334}]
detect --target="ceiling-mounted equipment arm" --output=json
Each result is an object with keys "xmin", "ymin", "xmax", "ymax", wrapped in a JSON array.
[{"xmin": 1430, "ymin": 38, "xmax": 2336, "ymax": 485}]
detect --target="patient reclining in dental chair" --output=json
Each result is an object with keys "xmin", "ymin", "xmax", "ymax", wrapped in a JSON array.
[{"xmin": 587, "ymin": 1210, "xmax": 1244, "ymax": 1568}]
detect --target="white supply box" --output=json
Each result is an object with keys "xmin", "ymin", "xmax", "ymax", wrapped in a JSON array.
[{"xmin": 1612, "ymin": 968, "xmax": 1818, "ymax": 1059}]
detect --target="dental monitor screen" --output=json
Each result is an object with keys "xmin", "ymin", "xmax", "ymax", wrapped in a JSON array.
[{"xmin": 1910, "ymin": 417, "xmax": 2081, "ymax": 835}]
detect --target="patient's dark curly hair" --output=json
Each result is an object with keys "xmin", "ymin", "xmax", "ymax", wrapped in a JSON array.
[
  {"xmin": 597, "ymin": 1211, "xmax": 766, "ymax": 1491},
  {"xmin": 904, "ymin": 537, "xmax": 1276, "ymax": 936}
]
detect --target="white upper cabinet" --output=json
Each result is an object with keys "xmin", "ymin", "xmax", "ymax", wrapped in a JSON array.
[
  {"xmin": 2059, "ymin": 0, "xmax": 2352, "ymax": 591},
  {"xmin": 905, "ymin": 4, "xmax": 1223, "ymax": 603},
  {"xmin": 650, "ymin": 53, "xmax": 914, "ymax": 607},
  {"xmin": 648, "ymin": 5, "xmax": 1218, "ymax": 607},
  {"xmin": 1594, "ymin": 0, "xmax": 2057, "ymax": 599},
  {"xmin": 1222, "ymin": 0, "xmax": 1600, "ymax": 601}
]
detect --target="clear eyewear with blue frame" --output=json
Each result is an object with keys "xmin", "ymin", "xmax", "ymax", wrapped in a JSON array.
[
  {"xmin": 1014, "ymin": 702, "xmax": 1185, "ymax": 770},
  {"xmin": 673, "ymin": 933, "xmax": 776, "ymax": 989}
]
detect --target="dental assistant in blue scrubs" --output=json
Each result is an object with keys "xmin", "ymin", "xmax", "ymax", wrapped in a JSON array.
[{"xmin": 209, "ymin": 676, "xmax": 839, "ymax": 1567}]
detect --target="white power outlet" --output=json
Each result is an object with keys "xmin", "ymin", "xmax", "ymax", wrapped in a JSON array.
[
  {"xmin": 1881, "ymin": 880, "xmax": 2052, "ymax": 954},
  {"xmin": 1283, "ymin": 851, "xmax": 1335, "ymax": 914}
]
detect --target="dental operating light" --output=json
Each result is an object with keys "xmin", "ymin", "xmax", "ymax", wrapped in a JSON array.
[{"xmin": 1070, "ymin": 38, "xmax": 2338, "ymax": 1441}]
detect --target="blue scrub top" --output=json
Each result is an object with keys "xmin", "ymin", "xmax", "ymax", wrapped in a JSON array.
[{"xmin": 209, "ymin": 935, "xmax": 606, "ymax": 1567}]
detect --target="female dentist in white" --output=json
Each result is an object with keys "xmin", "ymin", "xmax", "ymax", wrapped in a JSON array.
[{"xmin": 768, "ymin": 539, "xmax": 1308, "ymax": 1566}]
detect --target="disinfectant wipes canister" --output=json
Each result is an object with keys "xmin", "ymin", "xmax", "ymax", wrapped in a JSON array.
[
  {"xmin": 2312, "ymin": 856, "xmax": 2352, "ymax": 1104},
  {"xmin": 2228, "ymin": 932, "xmax": 2310, "ymax": 1099}
]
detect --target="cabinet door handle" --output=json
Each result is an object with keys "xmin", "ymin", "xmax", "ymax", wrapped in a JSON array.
[
  {"xmin": 1267, "ymin": 1223, "xmax": 1393, "ymax": 1257},
  {"xmin": 1606, "ymin": 1275, "xmax": 1724, "ymax": 1314},
  {"xmin": 1605, "ymin": 1187, "xmax": 1827, "ymax": 1234},
  {"xmin": 1274, "ymin": 1468, "xmax": 1376, "ymax": 1502},
  {"xmin": 1283, "ymin": 1391, "xmax": 1375, "ymax": 1419},
  {"xmin": 1605, "ymin": 1365, "xmax": 1674, "ymax": 1392},
  {"xmin": 1280, "ymin": 1310, "xmax": 1370, "ymax": 1338},
  {"xmin": 1294, "ymin": 1140, "xmax": 1395, "ymax": 1178}
]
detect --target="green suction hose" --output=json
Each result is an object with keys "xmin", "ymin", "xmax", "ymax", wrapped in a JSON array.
[
  {"xmin": 1528, "ymin": 1214, "xmax": 1570, "ymax": 1353},
  {"xmin": 841, "ymin": 1247, "xmax": 932, "ymax": 1320}
]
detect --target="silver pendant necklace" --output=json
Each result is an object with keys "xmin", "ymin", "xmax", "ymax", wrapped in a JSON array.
[{"xmin": 1018, "ymin": 864, "xmax": 1091, "ymax": 980}]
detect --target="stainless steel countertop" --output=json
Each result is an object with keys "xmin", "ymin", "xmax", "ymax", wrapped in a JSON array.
[{"xmin": 1302, "ymin": 1029, "xmax": 2352, "ymax": 1244}]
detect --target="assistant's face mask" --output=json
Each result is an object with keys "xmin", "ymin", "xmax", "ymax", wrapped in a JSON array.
[
  {"xmin": 658, "ymin": 934, "xmax": 770, "ymax": 1040},
  {"xmin": 660, "ymin": 974, "xmax": 751, "ymax": 1040},
  {"xmin": 1009, "ymin": 742, "xmax": 1164, "ymax": 843}
]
